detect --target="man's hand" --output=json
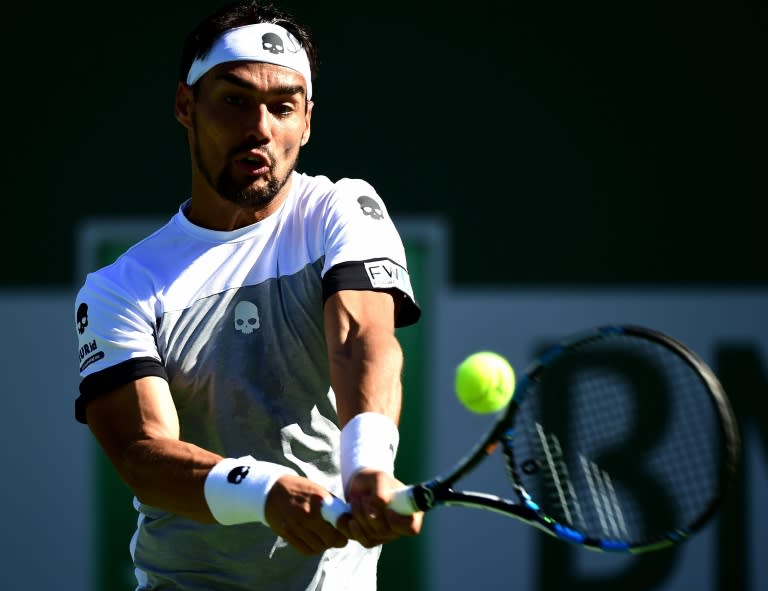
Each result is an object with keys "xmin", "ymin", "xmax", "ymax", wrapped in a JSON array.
[
  {"xmin": 265, "ymin": 474, "xmax": 349, "ymax": 555},
  {"xmin": 337, "ymin": 469, "xmax": 423, "ymax": 548}
]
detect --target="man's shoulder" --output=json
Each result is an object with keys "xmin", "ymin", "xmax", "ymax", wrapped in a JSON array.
[
  {"xmin": 294, "ymin": 172, "xmax": 377, "ymax": 203},
  {"xmin": 80, "ymin": 214, "xmax": 181, "ymax": 292}
]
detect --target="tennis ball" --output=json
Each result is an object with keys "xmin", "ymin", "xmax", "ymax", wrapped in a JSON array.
[{"xmin": 455, "ymin": 351, "xmax": 515, "ymax": 414}]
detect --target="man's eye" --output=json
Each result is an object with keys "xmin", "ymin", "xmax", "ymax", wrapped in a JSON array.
[
  {"xmin": 224, "ymin": 95, "xmax": 246, "ymax": 106},
  {"xmin": 271, "ymin": 104, "xmax": 295, "ymax": 116}
]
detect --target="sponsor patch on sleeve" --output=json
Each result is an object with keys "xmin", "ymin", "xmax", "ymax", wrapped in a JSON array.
[{"xmin": 364, "ymin": 259, "xmax": 413, "ymax": 297}]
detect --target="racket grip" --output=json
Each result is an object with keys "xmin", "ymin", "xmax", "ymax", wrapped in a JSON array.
[
  {"xmin": 388, "ymin": 486, "xmax": 419, "ymax": 515},
  {"xmin": 321, "ymin": 495, "xmax": 350, "ymax": 527},
  {"xmin": 320, "ymin": 487, "xmax": 419, "ymax": 526}
]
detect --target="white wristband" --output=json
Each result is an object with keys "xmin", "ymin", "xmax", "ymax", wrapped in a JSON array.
[
  {"xmin": 340, "ymin": 412, "xmax": 400, "ymax": 493},
  {"xmin": 204, "ymin": 455, "xmax": 297, "ymax": 526}
]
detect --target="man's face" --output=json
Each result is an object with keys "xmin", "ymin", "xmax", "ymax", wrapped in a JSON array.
[{"xmin": 182, "ymin": 61, "xmax": 312, "ymax": 209}]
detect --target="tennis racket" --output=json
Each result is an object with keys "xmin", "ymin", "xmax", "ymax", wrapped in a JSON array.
[{"xmin": 322, "ymin": 324, "xmax": 740, "ymax": 553}]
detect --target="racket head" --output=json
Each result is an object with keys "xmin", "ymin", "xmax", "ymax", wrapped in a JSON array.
[{"xmin": 500, "ymin": 324, "xmax": 740, "ymax": 552}]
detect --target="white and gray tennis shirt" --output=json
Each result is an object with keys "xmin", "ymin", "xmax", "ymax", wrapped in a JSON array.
[{"xmin": 73, "ymin": 171, "xmax": 420, "ymax": 590}]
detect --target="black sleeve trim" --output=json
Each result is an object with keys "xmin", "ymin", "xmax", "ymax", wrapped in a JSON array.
[
  {"xmin": 322, "ymin": 260, "xmax": 422, "ymax": 328},
  {"xmin": 75, "ymin": 357, "xmax": 168, "ymax": 424}
]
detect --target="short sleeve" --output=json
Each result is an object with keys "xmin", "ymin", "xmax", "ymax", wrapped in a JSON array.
[
  {"xmin": 73, "ymin": 264, "xmax": 165, "ymax": 422},
  {"xmin": 319, "ymin": 179, "xmax": 420, "ymax": 327}
]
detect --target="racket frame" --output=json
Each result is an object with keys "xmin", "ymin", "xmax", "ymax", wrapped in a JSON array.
[{"xmin": 397, "ymin": 324, "xmax": 740, "ymax": 553}]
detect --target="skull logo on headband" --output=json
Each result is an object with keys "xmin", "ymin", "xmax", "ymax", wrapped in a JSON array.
[{"xmin": 262, "ymin": 33, "xmax": 284, "ymax": 54}]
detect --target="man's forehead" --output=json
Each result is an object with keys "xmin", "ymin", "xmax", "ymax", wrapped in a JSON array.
[{"xmin": 206, "ymin": 61, "xmax": 308, "ymax": 95}]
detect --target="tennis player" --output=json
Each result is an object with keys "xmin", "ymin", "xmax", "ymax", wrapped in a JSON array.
[{"xmin": 72, "ymin": 1, "xmax": 422, "ymax": 589}]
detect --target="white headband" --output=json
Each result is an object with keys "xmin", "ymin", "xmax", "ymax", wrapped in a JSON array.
[{"xmin": 186, "ymin": 23, "xmax": 313, "ymax": 99}]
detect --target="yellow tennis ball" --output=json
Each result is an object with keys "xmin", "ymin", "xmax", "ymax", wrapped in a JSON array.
[{"xmin": 455, "ymin": 351, "xmax": 515, "ymax": 414}]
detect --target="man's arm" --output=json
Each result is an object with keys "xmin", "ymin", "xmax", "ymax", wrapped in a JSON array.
[
  {"xmin": 324, "ymin": 289, "xmax": 423, "ymax": 546},
  {"xmin": 86, "ymin": 376, "xmax": 220, "ymax": 521},
  {"xmin": 325, "ymin": 290, "xmax": 403, "ymax": 424},
  {"xmin": 85, "ymin": 376, "xmax": 348, "ymax": 554}
]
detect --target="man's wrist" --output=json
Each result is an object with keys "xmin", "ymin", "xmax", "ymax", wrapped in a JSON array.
[
  {"xmin": 204, "ymin": 455, "xmax": 297, "ymax": 525},
  {"xmin": 340, "ymin": 412, "xmax": 400, "ymax": 493}
]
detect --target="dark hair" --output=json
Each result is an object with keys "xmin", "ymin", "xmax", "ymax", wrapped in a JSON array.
[{"xmin": 178, "ymin": 1, "xmax": 318, "ymax": 85}]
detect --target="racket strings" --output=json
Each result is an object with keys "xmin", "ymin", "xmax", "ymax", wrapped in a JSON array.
[
  {"xmin": 509, "ymin": 333, "xmax": 727, "ymax": 546},
  {"xmin": 531, "ymin": 423, "xmax": 586, "ymax": 530}
]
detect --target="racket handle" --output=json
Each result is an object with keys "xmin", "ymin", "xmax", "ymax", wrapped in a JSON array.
[
  {"xmin": 320, "ymin": 486, "xmax": 419, "ymax": 526},
  {"xmin": 321, "ymin": 495, "xmax": 350, "ymax": 527},
  {"xmin": 388, "ymin": 486, "xmax": 419, "ymax": 515}
]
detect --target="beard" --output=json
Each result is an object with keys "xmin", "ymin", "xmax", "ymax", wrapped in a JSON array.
[
  {"xmin": 213, "ymin": 158, "xmax": 284, "ymax": 209},
  {"xmin": 191, "ymin": 115, "xmax": 298, "ymax": 209}
]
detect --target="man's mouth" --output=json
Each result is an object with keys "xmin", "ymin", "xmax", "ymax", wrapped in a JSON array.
[{"xmin": 236, "ymin": 152, "xmax": 270, "ymax": 176}]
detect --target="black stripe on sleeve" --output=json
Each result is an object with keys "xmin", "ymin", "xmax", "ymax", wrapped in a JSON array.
[
  {"xmin": 75, "ymin": 357, "xmax": 168, "ymax": 424},
  {"xmin": 322, "ymin": 260, "xmax": 421, "ymax": 328}
]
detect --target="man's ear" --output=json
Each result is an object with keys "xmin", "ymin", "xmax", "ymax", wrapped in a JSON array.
[
  {"xmin": 300, "ymin": 100, "xmax": 314, "ymax": 146},
  {"xmin": 175, "ymin": 82, "xmax": 194, "ymax": 129}
]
